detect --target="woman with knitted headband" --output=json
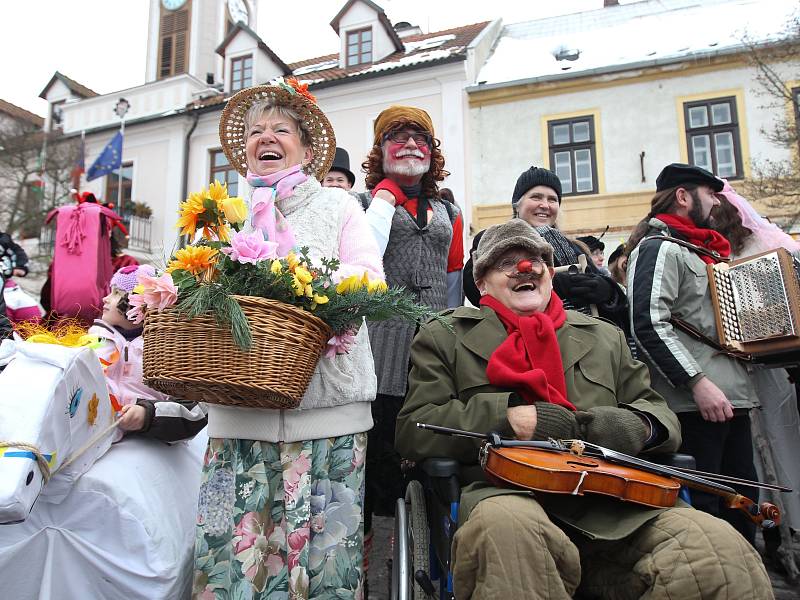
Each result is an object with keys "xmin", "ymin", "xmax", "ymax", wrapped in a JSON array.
[
  {"xmin": 195, "ymin": 78, "xmax": 383, "ymax": 599},
  {"xmin": 88, "ymin": 264, "xmax": 208, "ymax": 442}
]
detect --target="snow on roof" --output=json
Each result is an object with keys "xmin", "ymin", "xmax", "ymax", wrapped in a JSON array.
[
  {"xmin": 362, "ymin": 48, "xmax": 463, "ymax": 74},
  {"xmin": 476, "ymin": 0, "xmax": 798, "ymax": 88},
  {"xmin": 403, "ymin": 34, "xmax": 457, "ymax": 53},
  {"xmin": 292, "ymin": 59, "xmax": 340, "ymax": 76}
]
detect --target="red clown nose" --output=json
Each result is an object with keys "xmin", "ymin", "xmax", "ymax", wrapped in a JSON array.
[{"xmin": 517, "ymin": 259, "xmax": 533, "ymax": 273}]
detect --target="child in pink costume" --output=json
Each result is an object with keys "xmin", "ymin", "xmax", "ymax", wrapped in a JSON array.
[{"xmin": 88, "ymin": 264, "xmax": 207, "ymax": 442}]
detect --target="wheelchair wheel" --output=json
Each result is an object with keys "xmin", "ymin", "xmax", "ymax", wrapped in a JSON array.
[
  {"xmin": 406, "ymin": 480, "xmax": 431, "ymax": 598},
  {"xmin": 391, "ymin": 481, "xmax": 432, "ymax": 600}
]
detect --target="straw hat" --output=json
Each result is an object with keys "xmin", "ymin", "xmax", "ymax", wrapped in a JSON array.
[{"xmin": 219, "ymin": 77, "xmax": 336, "ymax": 181}]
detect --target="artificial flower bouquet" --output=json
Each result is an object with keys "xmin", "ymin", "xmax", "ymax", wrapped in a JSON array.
[{"xmin": 137, "ymin": 182, "xmax": 434, "ymax": 408}]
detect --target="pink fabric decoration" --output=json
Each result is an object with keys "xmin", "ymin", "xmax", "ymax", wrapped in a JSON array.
[
  {"xmin": 247, "ymin": 165, "xmax": 307, "ymax": 256},
  {"xmin": 324, "ymin": 331, "xmax": 357, "ymax": 358},
  {"xmin": 221, "ymin": 230, "xmax": 279, "ymax": 264},
  {"xmin": 719, "ymin": 180, "xmax": 800, "ymax": 254},
  {"xmin": 137, "ymin": 272, "xmax": 179, "ymax": 311}
]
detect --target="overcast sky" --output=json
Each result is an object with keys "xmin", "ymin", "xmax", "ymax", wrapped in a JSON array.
[{"xmin": 1, "ymin": 0, "xmax": 635, "ymax": 117}]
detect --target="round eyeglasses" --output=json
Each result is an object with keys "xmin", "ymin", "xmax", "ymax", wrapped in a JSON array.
[{"xmin": 494, "ymin": 256, "xmax": 547, "ymax": 275}]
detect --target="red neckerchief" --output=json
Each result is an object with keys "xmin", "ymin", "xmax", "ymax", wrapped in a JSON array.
[
  {"xmin": 372, "ymin": 178, "xmax": 427, "ymax": 224},
  {"xmin": 656, "ymin": 213, "xmax": 731, "ymax": 265},
  {"xmin": 480, "ymin": 293, "xmax": 575, "ymax": 410}
]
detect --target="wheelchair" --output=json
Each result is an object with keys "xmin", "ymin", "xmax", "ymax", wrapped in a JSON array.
[{"xmin": 391, "ymin": 454, "xmax": 696, "ymax": 600}]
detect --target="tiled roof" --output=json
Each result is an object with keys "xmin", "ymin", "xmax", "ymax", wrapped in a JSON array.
[
  {"xmin": 0, "ymin": 98, "xmax": 44, "ymax": 128},
  {"xmin": 39, "ymin": 71, "xmax": 98, "ymax": 100},
  {"xmin": 188, "ymin": 21, "xmax": 488, "ymax": 110},
  {"xmin": 292, "ymin": 21, "xmax": 488, "ymax": 87}
]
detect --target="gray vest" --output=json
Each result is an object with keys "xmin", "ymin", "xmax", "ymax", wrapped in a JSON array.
[{"xmin": 369, "ymin": 200, "xmax": 452, "ymax": 396}]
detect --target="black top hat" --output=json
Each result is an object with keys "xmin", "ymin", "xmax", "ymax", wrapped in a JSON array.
[
  {"xmin": 328, "ymin": 147, "xmax": 356, "ymax": 187},
  {"xmin": 656, "ymin": 163, "xmax": 724, "ymax": 192},
  {"xmin": 577, "ymin": 235, "xmax": 605, "ymax": 252}
]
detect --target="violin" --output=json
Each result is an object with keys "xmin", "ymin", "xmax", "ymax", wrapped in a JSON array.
[{"xmin": 417, "ymin": 423, "xmax": 787, "ymax": 529}]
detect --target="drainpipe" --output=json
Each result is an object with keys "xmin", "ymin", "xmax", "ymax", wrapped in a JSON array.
[{"xmin": 179, "ymin": 110, "xmax": 200, "ymax": 248}]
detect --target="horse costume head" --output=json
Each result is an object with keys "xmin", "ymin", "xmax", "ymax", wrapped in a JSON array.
[{"xmin": 0, "ymin": 340, "xmax": 114, "ymax": 523}]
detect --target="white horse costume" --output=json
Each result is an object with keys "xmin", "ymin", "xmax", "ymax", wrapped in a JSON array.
[
  {"xmin": 0, "ymin": 339, "xmax": 114, "ymax": 523},
  {"xmin": 0, "ymin": 338, "xmax": 206, "ymax": 599}
]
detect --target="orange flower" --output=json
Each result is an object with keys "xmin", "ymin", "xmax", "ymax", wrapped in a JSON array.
[
  {"xmin": 167, "ymin": 246, "xmax": 219, "ymax": 277},
  {"xmin": 286, "ymin": 77, "xmax": 316, "ymax": 103},
  {"xmin": 176, "ymin": 191, "xmax": 206, "ymax": 237}
]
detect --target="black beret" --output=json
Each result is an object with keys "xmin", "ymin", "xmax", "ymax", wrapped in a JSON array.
[
  {"xmin": 608, "ymin": 243, "xmax": 625, "ymax": 265},
  {"xmin": 655, "ymin": 163, "xmax": 724, "ymax": 192}
]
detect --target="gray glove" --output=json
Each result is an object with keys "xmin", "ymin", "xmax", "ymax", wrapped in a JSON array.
[
  {"xmin": 533, "ymin": 403, "xmax": 580, "ymax": 441},
  {"xmin": 574, "ymin": 406, "xmax": 648, "ymax": 456}
]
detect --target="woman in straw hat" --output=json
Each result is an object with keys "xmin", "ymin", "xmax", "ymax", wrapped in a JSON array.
[{"xmin": 194, "ymin": 78, "xmax": 383, "ymax": 599}]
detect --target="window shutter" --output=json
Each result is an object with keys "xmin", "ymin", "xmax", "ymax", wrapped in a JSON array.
[{"xmin": 158, "ymin": 4, "xmax": 190, "ymax": 79}]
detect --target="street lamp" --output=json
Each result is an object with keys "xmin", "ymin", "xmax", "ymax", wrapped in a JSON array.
[{"xmin": 113, "ymin": 98, "xmax": 130, "ymax": 210}]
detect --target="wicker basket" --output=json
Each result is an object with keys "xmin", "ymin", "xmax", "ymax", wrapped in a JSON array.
[{"xmin": 142, "ymin": 296, "xmax": 332, "ymax": 409}]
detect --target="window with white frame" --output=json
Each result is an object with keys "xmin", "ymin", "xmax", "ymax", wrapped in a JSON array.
[
  {"xmin": 684, "ymin": 96, "xmax": 743, "ymax": 178},
  {"xmin": 547, "ymin": 115, "xmax": 598, "ymax": 195}
]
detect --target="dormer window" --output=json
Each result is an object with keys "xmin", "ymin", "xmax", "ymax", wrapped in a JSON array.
[
  {"xmin": 346, "ymin": 28, "xmax": 372, "ymax": 66},
  {"xmin": 231, "ymin": 55, "xmax": 253, "ymax": 92},
  {"xmin": 50, "ymin": 100, "xmax": 65, "ymax": 132}
]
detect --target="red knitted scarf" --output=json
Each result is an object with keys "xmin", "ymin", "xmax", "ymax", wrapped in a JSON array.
[
  {"xmin": 656, "ymin": 213, "xmax": 731, "ymax": 265},
  {"xmin": 480, "ymin": 293, "xmax": 575, "ymax": 410}
]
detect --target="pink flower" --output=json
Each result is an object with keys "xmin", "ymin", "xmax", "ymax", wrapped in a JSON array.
[
  {"xmin": 324, "ymin": 331, "xmax": 357, "ymax": 358},
  {"xmin": 233, "ymin": 511, "xmax": 261, "ymax": 554},
  {"xmin": 126, "ymin": 293, "xmax": 146, "ymax": 324},
  {"xmin": 287, "ymin": 526, "xmax": 310, "ymax": 571},
  {"xmin": 137, "ymin": 272, "xmax": 178, "ymax": 311},
  {"xmin": 221, "ymin": 231, "xmax": 279, "ymax": 264}
]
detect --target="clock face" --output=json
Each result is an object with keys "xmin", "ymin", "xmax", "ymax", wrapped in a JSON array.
[
  {"xmin": 228, "ymin": 0, "xmax": 249, "ymax": 24},
  {"xmin": 162, "ymin": 0, "xmax": 187, "ymax": 10}
]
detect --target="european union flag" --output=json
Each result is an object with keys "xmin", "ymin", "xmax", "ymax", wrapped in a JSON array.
[{"xmin": 86, "ymin": 132, "xmax": 123, "ymax": 181}]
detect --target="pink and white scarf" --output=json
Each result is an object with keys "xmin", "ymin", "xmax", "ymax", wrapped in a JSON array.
[{"xmin": 246, "ymin": 164, "xmax": 308, "ymax": 256}]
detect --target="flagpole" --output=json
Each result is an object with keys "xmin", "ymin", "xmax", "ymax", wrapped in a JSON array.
[
  {"xmin": 117, "ymin": 117, "xmax": 125, "ymax": 210},
  {"xmin": 113, "ymin": 98, "xmax": 130, "ymax": 211}
]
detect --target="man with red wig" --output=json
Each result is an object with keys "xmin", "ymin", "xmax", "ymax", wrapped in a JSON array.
[{"xmin": 358, "ymin": 105, "xmax": 464, "ymax": 568}]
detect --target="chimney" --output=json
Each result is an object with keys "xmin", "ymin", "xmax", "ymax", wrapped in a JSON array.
[{"xmin": 604, "ymin": 0, "xmax": 619, "ymax": 6}]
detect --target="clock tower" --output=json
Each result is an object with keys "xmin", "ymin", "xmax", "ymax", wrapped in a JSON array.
[{"xmin": 145, "ymin": 0, "xmax": 258, "ymax": 85}]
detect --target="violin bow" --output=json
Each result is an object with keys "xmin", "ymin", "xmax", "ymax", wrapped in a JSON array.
[{"xmin": 416, "ymin": 423, "xmax": 785, "ymax": 528}]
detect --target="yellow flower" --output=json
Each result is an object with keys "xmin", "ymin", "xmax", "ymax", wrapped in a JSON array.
[
  {"xmin": 361, "ymin": 271, "xmax": 370, "ymax": 288},
  {"xmin": 305, "ymin": 284, "xmax": 313, "ymax": 298},
  {"xmin": 176, "ymin": 191, "xmax": 206, "ymax": 237},
  {"xmin": 270, "ymin": 260, "xmax": 283, "ymax": 274},
  {"xmin": 310, "ymin": 293, "xmax": 329, "ymax": 310},
  {"xmin": 132, "ymin": 284, "xmax": 145, "ymax": 295},
  {"xmin": 367, "ymin": 278, "xmax": 388, "ymax": 294},
  {"xmin": 207, "ymin": 180, "xmax": 229, "ymax": 204},
  {"xmin": 336, "ymin": 275, "xmax": 360, "ymax": 294},
  {"xmin": 220, "ymin": 196, "xmax": 248, "ymax": 225},
  {"xmin": 286, "ymin": 252, "xmax": 300, "ymax": 270},
  {"xmin": 167, "ymin": 246, "xmax": 219, "ymax": 276},
  {"xmin": 295, "ymin": 266, "xmax": 313, "ymax": 285},
  {"xmin": 291, "ymin": 276, "xmax": 305, "ymax": 296}
]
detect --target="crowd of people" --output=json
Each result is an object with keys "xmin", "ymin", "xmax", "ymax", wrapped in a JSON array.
[{"xmin": 1, "ymin": 76, "xmax": 798, "ymax": 599}]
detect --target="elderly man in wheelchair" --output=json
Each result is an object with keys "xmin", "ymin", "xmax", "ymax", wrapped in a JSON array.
[{"xmin": 394, "ymin": 219, "xmax": 772, "ymax": 599}]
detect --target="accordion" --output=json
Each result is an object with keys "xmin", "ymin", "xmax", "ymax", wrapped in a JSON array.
[{"xmin": 707, "ymin": 248, "xmax": 800, "ymax": 357}]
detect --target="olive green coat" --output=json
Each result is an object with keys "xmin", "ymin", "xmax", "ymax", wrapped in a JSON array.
[{"xmin": 395, "ymin": 306, "xmax": 682, "ymax": 540}]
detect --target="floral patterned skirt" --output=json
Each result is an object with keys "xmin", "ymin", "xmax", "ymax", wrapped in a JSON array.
[{"xmin": 193, "ymin": 433, "xmax": 367, "ymax": 599}]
